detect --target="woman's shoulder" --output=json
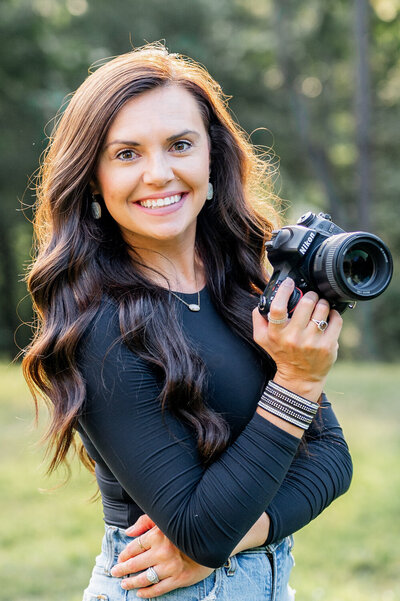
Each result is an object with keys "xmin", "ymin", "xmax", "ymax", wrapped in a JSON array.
[{"xmin": 77, "ymin": 295, "xmax": 151, "ymax": 374}]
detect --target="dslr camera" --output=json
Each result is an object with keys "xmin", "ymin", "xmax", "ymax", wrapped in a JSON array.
[{"xmin": 258, "ymin": 211, "xmax": 393, "ymax": 316}]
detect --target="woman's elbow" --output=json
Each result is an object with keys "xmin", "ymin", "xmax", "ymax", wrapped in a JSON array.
[
  {"xmin": 174, "ymin": 532, "xmax": 231, "ymax": 569},
  {"xmin": 198, "ymin": 555, "xmax": 227, "ymax": 570},
  {"xmin": 184, "ymin": 546, "xmax": 230, "ymax": 570},
  {"xmin": 338, "ymin": 445, "xmax": 353, "ymax": 496}
]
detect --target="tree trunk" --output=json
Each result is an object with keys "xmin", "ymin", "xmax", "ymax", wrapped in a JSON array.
[
  {"xmin": 354, "ymin": 0, "xmax": 372, "ymax": 231},
  {"xmin": 354, "ymin": 0, "xmax": 377, "ymax": 359},
  {"xmin": 0, "ymin": 219, "xmax": 19, "ymax": 359},
  {"xmin": 272, "ymin": 0, "xmax": 346, "ymax": 225}
]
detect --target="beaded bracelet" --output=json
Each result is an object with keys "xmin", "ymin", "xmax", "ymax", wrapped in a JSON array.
[{"xmin": 258, "ymin": 380, "xmax": 319, "ymax": 430}]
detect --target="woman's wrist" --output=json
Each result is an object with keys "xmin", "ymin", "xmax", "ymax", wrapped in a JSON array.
[
  {"xmin": 256, "ymin": 378, "xmax": 320, "ymax": 438},
  {"xmin": 272, "ymin": 372, "xmax": 324, "ymax": 403},
  {"xmin": 230, "ymin": 513, "xmax": 270, "ymax": 556}
]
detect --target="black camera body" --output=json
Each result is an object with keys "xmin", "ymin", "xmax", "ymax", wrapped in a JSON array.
[{"xmin": 258, "ymin": 211, "xmax": 393, "ymax": 316}]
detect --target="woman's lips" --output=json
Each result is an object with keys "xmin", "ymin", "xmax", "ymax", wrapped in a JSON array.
[{"xmin": 132, "ymin": 192, "xmax": 188, "ymax": 215}]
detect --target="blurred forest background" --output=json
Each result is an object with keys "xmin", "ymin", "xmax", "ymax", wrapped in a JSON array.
[
  {"xmin": 1, "ymin": 0, "xmax": 399, "ymax": 361},
  {"xmin": 1, "ymin": 2, "xmax": 400, "ymax": 601}
]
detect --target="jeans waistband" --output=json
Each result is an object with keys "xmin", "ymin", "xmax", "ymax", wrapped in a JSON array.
[{"xmin": 104, "ymin": 523, "xmax": 292, "ymax": 556}]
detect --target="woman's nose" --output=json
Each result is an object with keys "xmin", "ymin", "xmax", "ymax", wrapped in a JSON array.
[{"xmin": 142, "ymin": 153, "xmax": 175, "ymax": 185}]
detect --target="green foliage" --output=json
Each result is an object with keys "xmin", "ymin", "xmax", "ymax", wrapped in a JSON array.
[
  {"xmin": 1, "ymin": 0, "xmax": 399, "ymax": 358},
  {"xmin": 1, "ymin": 361, "xmax": 399, "ymax": 600}
]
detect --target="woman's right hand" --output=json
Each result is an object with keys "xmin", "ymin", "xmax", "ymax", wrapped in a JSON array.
[
  {"xmin": 111, "ymin": 511, "xmax": 270, "ymax": 598},
  {"xmin": 252, "ymin": 278, "xmax": 343, "ymax": 402},
  {"xmin": 110, "ymin": 515, "xmax": 214, "ymax": 598}
]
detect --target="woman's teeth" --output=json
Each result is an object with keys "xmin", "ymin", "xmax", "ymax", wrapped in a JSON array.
[{"xmin": 139, "ymin": 194, "xmax": 183, "ymax": 208}]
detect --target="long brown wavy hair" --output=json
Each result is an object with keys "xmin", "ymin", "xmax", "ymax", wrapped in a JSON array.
[{"xmin": 22, "ymin": 41, "xmax": 280, "ymax": 476}]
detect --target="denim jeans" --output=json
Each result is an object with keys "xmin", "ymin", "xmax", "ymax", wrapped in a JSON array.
[{"xmin": 82, "ymin": 525, "xmax": 296, "ymax": 601}]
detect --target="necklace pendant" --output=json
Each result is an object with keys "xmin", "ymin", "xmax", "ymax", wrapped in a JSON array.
[{"xmin": 188, "ymin": 303, "xmax": 201, "ymax": 312}]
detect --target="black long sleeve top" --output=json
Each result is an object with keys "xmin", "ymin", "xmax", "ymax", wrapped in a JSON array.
[{"xmin": 76, "ymin": 287, "xmax": 352, "ymax": 568}]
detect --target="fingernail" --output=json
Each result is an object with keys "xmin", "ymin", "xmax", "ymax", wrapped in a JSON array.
[
  {"xmin": 305, "ymin": 291, "xmax": 318, "ymax": 301},
  {"xmin": 111, "ymin": 567, "xmax": 118, "ymax": 576},
  {"xmin": 282, "ymin": 277, "xmax": 294, "ymax": 287},
  {"xmin": 125, "ymin": 527, "xmax": 134, "ymax": 535}
]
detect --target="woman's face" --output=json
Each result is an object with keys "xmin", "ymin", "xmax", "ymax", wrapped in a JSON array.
[{"xmin": 93, "ymin": 84, "xmax": 211, "ymax": 249}]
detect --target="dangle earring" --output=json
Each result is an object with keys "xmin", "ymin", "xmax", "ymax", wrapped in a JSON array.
[
  {"xmin": 206, "ymin": 181, "xmax": 214, "ymax": 200},
  {"xmin": 91, "ymin": 193, "xmax": 102, "ymax": 219}
]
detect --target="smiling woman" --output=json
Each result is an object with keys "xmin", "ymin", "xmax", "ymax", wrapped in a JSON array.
[{"xmin": 22, "ymin": 42, "xmax": 352, "ymax": 601}]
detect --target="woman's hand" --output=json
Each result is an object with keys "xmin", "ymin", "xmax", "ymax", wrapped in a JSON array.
[
  {"xmin": 110, "ymin": 514, "xmax": 214, "ymax": 598},
  {"xmin": 253, "ymin": 278, "xmax": 343, "ymax": 402}
]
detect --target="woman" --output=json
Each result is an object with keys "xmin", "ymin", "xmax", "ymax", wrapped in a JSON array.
[{"xmin": 23, "ymin": 42, "xmax": 352, "ymax": 600}]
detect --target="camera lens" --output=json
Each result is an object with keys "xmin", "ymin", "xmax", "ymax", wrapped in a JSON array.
[
  {"xmin": 312, "ymin": 232, "xmax": 393, "ymax": 302},
  {"xmin": 342, "ymin": 246, "xmax": 374, "ymax": 287}
]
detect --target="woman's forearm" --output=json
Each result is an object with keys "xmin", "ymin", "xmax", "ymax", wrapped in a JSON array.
[
  {"xmin": 264, "ymin": 396, "xmax": 353, "ymax": 544},
  {"xmin": 229, "ymin": 512, "xmax": 270, "ymax": 556}
]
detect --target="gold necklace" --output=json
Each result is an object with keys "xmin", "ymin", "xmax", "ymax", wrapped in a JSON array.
[{"xmin": 169, "ymin": 289, "xmax": 201, "ymax": 312}]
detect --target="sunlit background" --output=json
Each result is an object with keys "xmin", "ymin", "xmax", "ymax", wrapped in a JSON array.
[{"xmin": 1, "ymin": 1, "xmax": 399, "ymax": 600}]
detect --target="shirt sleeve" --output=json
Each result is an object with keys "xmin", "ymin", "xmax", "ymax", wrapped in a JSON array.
[
  {"xmin": 77, "ymin": 302, "xmax": 301, "ymax": 568},
  {"xmin": 265, "ymin": 395, "xmax": 353, "ymax": 544}
]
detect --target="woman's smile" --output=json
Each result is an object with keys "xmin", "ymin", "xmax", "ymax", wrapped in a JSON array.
[{"xmin": 132, "ymin": 191, "xmax": 189, "ymax": 214}]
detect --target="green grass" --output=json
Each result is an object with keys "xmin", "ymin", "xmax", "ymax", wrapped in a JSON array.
[{"xmin": 1, "ymin": 362, "xmax": 399, "ymax": 601}]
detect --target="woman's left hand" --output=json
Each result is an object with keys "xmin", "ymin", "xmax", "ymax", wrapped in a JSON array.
[{"xmin": 110, "ymin": 514, "xmax": 214, "ymax": 598}]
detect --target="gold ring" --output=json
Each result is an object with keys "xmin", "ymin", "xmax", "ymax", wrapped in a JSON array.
[{"xmin": 137, "ymin": 536, "xmax": 145, "ymax": 551}]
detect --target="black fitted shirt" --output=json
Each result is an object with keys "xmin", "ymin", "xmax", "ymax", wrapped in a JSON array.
[{"xmin": 76, "ymin": 287, "xmax": 352, "ymax": 568}]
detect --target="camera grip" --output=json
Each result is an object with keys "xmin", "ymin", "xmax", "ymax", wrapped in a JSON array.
[{"xmin": 258, "ymin": 279, "xmax": 303, "ymax": 317}]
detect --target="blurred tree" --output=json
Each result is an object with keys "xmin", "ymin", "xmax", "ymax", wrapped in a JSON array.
[
  {"xmin": 1, "ymin": 0, "xmax": 398, "ymax": 359},
  {"xmin": 354, "ymin": 0, "xmax": 376, "ymax": 359}
]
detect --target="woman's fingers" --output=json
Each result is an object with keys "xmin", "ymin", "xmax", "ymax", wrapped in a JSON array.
[
  {"xmin": 289, "ymin": 291, "xmax": 320, "ymax": 329},
  {"xmin": 120, "ymin": 562, "xmax": 166, "ymax": 591},
  {"xmin": 310, "ymin": 298, "xmax": 331, "ymax": 322},
  {"xmin": 112, "ymin": 549, "xmax": 152, "ymax": 578},
  {"xmin": 252, "ymin": 278, "xmax": 294, "ymax": 347},
  {"xmin": 125, "ymin": 514, "xmax": 155, "ymax": 537},
  {"xmin": 116, "ymin": 535, "xmax": 149, "ymax": 564},
  {"xmin": 112, "ymin": 526, "xmax": 215, "ymax": 597},
  {"xmin": 324, "ymin": 309, "xmax": 343, "ymax": 341},
  {"xmin": 136, "ymin": 577, "xmax": 184, "ymax": 598},
  {"xmin": 118, "ymin": 525, "xmax": 159, "ymax": 564},
  {"xmin": 268, "ymin": 277, "xmax": 295, "ymax": 322},
  {"xmin": 304, "ymin": 297, "xmax": 331, "ymax": 333}
]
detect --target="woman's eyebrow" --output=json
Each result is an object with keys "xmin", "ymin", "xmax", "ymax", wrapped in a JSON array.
[
  {"xmin": 166, "ymin": 129, "xmax": 200, "ymax": 142},
  {"xmin": 104, "ymin": 129, "xmax": 201, "ymax": 150}
]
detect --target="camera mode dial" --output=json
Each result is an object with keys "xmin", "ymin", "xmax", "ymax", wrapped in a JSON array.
[{"xmin": 297, "ymin": 211, "xmax": 315, "ymax": 226}]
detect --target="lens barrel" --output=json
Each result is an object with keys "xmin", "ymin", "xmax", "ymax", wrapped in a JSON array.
[{"xmin": 312, "ymin": 232, "xmax": 393, "ymax": 302}]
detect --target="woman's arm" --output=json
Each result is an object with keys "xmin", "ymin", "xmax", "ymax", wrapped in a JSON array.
[
  {"xmin": 78, "ymin": 282, "xmax": 341, "ymax": 567},
  {"xmin": 78, "ymin": 305, "xmax": 299, "ymax": 568},
  {"xmin": 265, "ymin": 394, "xmax": 353, "ymax": 543},
  {"xmin": 111, "ymin": 398, "xmax": 351, "ymax": 595}
]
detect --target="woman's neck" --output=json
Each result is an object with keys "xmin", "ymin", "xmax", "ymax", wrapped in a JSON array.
[{"xmin": 129, "ymin": 236, "xmax": 205, "ymax": 293}]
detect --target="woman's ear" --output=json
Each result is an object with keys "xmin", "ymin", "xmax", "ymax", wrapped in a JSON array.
[{"xmin": 90, "ymin": 179, "xmax": 101, "ymax": 196}]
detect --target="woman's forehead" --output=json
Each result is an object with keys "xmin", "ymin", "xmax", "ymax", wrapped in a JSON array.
[{"xmin": 105, "ymin": 85, "xmax": 207, "ymax": 143}]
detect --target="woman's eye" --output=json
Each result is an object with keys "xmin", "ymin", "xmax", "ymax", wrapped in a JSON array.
[
  {"xmin": 117, "ymin": 149, "xmax": 137, "ymax": 161},
  {"xmin": 172, "ymin": 140, "xmax": 192, "ymax": 152}
]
